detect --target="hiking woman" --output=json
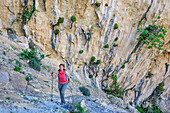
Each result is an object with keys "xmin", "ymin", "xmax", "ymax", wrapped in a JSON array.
[{"xmin": 51, "ymin": 64, "xmax": 71, "ymax": 105}]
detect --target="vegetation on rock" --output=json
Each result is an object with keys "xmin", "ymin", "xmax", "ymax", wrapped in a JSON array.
[
  {"xmin": 95, "ymin": 2, "xmax": 101, "ymax": 7},
  {"xmin": 135, "ymin": 104, "xmax": 163, "ymax": 113},
  {"xmin": 54, "ymin": 29, "xmax": 60, "ymax": 35},
  {"xmin": 114, "ymin": 23, "xmax": 118, "ymax": 29},
  {"xmin": 17, "ymin": 49, "xmax": 50, "ymax": 71},
  {"xmin": 136, "ymin": 16, "xmax": 167, "ymax": 50},
  {"xmin": 79, "ymin": 50, "xmax": 84, "ymax": 54},
  {"xmin": 16, "ymin": 5, "xmax": 40, "ymax": 25},
  {"xmin": 79, "ymin": 86, "xmax": 90, "ymax": 96},
  {"xmin": 90, "ymin": 56, "xmax": 96, "ymax": 62},
  {"xmin": 105, "ymin": 75, "xmax": 124, "ymax": 99},
  {"xmin": 104, "ymin": 44, "xmax": 109, "ymax": 48}
]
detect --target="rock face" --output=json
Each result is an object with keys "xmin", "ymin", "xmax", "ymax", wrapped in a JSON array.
[{"xmin": 0, "ymin": 0, "xmax": 169, "ymax": 112}]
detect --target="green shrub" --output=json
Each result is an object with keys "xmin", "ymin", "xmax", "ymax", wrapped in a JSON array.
[
  {"xmin": 136, "ymin": 16, "xmax": 167, "ymax": 51},
  {"xmin": 58, "ymin": 17, "xmax": 64, "ymax": 23},
  {"xmin": 90, "ymin": 56, "xmax": 96, "ymax": 62},
  {"xmin": 105, "ymin": 3, "xmax": 108, "ymax": 6},
  {"xmin": 79, "ymin": 86, "xmax": 90, "ymax": 96},
  {"xmin": 54, "ymin": 29, "xmax": 59, "ymax": 35},
  {"xmin": 25, "ymin": 75, "xmax": 31, "ymax": 82},
  {"xmin": 14, "ymin": 60, "xmax": 22, "ymax": 71},
  {"xmin": 121, "ymin": 64, "xmax": 125, "ymax": 69},
  {"xmin": 6, "ymin": 97, "xmax": 10, "ymax": 100},
  {"xmin": 71, "ymin": 16, "xmax": 76, "ymax": 22},
  {"xmin": 105, "ymin": 75, "xmax": 124, "ymax": 99},
  {"xmin": 87, "ymin": 37, "xmax": 91, "ymax": 41},
  {"xmin": 155, "ymin": 82, "xmax": 164, "ymax": 96},
  {"xmin": 114, "ymin": 23, "xmax": 118, "ymax": 29},
  {"xmin": 16, "ymin": 5, "xmax": 40, "ymax": 25},
  {"xmin": 95, "ymin": 2, "xmax": 101, "ymax": 7},
  {"xmin": 157, "ymin": 16, "xmax": 160, "ymax": 19},
  {"xmin": 3, "ymin": 51, "xmax": 6, "ymax": 55},
  {"xmin": 56, "ymin": 17, "xmax": 64, "ymax": 26},
  {"xmin": 104, "ymin": 44, "xmax": 109, "ymax": 48},
  {"xmin": 14, "ymin": 66, "xmax": 21, "ymax": 71},
  {"xmin": 114, "ymin": 37, "xmax": 118, "ymax": 41},
  {"xmin": 79, "ymin": 50, "xmax": 84, "ymax": 54},
  {"xmin": 135, "ymin": 104, "xmax": 163, "ymax": 113},
  {"xmin": 71, "ymin": 102, "xmax": 89, "ymax": 113},
  {"xmin": 113, "ymin": 43, "xmax": 118, "ymax": 47},
  {"xmin": 96, "ymin": 59, "xmax": 101, "ymax": 65},
  {"xmin": 89, "ymin": 74, "xmax": 93, "ymax": 78},
  {"xmin": 17, "ymin": 49, "xmax": 50, "ymax": 71}
]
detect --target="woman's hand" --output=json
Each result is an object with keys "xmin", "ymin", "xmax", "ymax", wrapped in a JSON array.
[{"xmin": 51, "ymin": 72, "xmax": 56, "ymax": 79}]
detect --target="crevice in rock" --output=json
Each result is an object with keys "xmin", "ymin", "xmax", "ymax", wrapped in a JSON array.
[
  {"xmin": 134, "ymin": 75, "xmax": 146, "ymax": 106},
  {"xmin": 137, "ymin": 0, "xmax": 153, "ymax": 27},
  {"xmin": 43, "ymin": 0, "xmax": 46, "ymax": 11},
  {"xmin": 164, "ymin": 63, "xmax": 169, "ymax": 79}
]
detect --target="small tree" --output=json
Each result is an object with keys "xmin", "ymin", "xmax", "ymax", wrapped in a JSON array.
[
  {"xmin": 114, "ymin": 23, "xmax": 118, "ymax": 29},
  {"xmin": 90, "ymin": 56, "xmax": 96, "ymax": 62},
  {"xmin": 95, "ymin": 2, "xmax": 101, "ymax": 7},
  {"xmin": 70, "ymin": 16, "xmax": 76, "ymax": 29}
]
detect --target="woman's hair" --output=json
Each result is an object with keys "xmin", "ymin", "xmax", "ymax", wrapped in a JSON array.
[{"xmin": 58, "ymin": 64, "xmax": 66, "ymax": 71}]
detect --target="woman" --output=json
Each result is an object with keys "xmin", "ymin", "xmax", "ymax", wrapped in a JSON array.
[{"xmin": 51, "ymin": 64, "xmax": 71, "ymax": 105}]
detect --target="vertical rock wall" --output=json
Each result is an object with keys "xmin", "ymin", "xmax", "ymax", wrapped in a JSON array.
[{"xmin": 0, "ymin": 0, "xmax": 169, "ymax": 112}]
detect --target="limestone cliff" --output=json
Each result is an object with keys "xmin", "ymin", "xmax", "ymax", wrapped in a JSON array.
[{"xmin": 0, "ymin": 0, "xmax": 169, "ymax": 112}]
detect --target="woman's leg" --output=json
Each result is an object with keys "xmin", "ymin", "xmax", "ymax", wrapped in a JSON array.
[
  {"xmin": 60, "ymin": 83, "xmax": 68, "ymax": 104},
  {"xmin": 58, "ymin": 83, "xmax": 63, "ymax": 103}
]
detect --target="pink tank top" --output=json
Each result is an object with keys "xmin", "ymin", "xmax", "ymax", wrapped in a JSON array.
[{"xmin": 58, "ymin": 70, "xmax": 68, "ymax": 84}]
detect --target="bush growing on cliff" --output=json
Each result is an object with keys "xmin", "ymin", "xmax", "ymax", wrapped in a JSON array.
[
  {"xmin": 95, "ymin": 2, "xmax": 101, "ymax": 7},
  {"xmin": 155, "ymin": 82, "xmax": 164, "ymax": 96},
  {"xmin": 105, "ymin": 75, "xmax": 124, "ymax": 99},
  {"xmin": 17, "ymin": 49, "xmax": 50, "ymax": 71},
  {"xmin": 105, "ymin": 3, "xmax": 108, "ymax": 6},
  {"xmin": 16, "ymin": 5, "xmax": 40, "ymax": 25},
  {"xmin": 113, "ymin": 43, "xmax": 118, "ymax": 47},
  {"xmin": 135, "ymin": 104, "xmax": 163, "ymax": 113},
  {"xmin": 70, "ymin": 16, "xmax": 76, "ymax": 29},
  {"xmin": 121, "ymin": 64, "xmax": 125, "ymax": 69},
  {"xmin": 96, "ymin": 59, "xmax": 101, "ymax": 65},
  {"xmin": 136, "ymin": 16, "xmax": 167, "ymax": 50},
  {"xmin": 104, "ymin": 44, "xmax": 109, "ymax": 48},
  {"xmin": 114, "ymin": 37, "xmax": 118, "ymax": 41},
  {"xmin": 56, "ymin": 17, "xmax": 64, "ymax": 26},
  {"xmin": 54, "ymin": 29, "xmax": 59, "ymax": 35},
  {"xmin": 90, "ymin": 56, "xmax": 96, "ymax": 62},
  {"xmin": 71, "ymin": 16, "xmax": 76, "ymax": 22},
  {"xmin": 14, "ymin": 60, "xmax": 22, "ymax": 71},
  {"xmin": 114, "ymin": 23, "xmax": 118, "ymax": 29},
  {"xmin": 89, "ymin": 74, "xmax": 93, "ymax": 78},
  {"xmin": 79, "ymin": 50, "xmax": 84, "ymax": 54},
  {"xmin": 87, "ymin": 37, "xmax": 91, "ymax": 41}
]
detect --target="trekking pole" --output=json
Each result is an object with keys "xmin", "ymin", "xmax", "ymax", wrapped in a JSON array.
[{"xmin": 51, "ymin": 71, "xmax": 54, "ymax": 101}]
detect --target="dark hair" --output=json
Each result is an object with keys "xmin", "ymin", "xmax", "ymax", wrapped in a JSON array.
[{"xmin": 58, "ymin": 64, "xmax": 66, "ymax": 71}]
